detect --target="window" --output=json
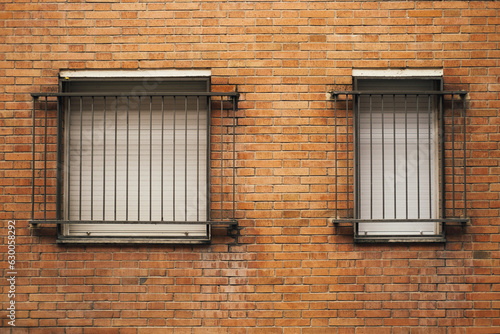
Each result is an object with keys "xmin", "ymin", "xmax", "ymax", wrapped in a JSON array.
[
  {"xmin": 331, "ymin": 69, "xmax": 468, "ymax": 242},
  {"xmin": 31, "ymin": 70, "xmax": 238, "ymax": 243},
  {"xmin": 356, "ymin": 78, "xmax": 439, "ymax": 236}
]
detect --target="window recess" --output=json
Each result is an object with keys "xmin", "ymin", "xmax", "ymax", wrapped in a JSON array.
[
  {"xmin": 30, "ymin": 84, "xmax": 238, "ymax": 243},
  {"xmin": 329, "ymin": 80, "xmax": 468, "ymax": 242}
]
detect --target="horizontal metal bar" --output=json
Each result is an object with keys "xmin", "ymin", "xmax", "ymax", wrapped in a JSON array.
[
  {"xmin": 332, "ymin": 218, "xmax": 469, "ymax": 224},
  {"xmin": 32, "ymin": 92, "xmax": 240, "ymax": 98},
  {"xmin": 330, "ymin": 91, "xmax": 467, "ymax": 96},
  {"xmin": 30, "ymin": 220, "xmax": 238, "ymax": 226}
]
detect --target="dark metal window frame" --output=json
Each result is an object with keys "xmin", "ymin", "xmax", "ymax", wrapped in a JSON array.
[
  {"xmin": 330, "ymin": 81, "xmax": 469, "ymax": 242},
  {"xmin": 30, "ymin": 88, "xmax": 239, "ymax": 244}
]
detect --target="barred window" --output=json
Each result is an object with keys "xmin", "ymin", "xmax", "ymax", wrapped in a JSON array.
[
  {"xmin": 31, "ymin": 72, "xmax": 238, "ymax": 243},
  {"xmin": 331, "ymin": 74, "xmax": 468, "ymax": 242}
]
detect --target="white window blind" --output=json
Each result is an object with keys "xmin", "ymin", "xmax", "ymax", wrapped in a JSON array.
[
  {"xmin": 63, "ymin": 80, "xmax": 209, "ymax": 238},
  {"xmin": 357, "ymin": 79, "xmax": 439, "ymax": 236}
]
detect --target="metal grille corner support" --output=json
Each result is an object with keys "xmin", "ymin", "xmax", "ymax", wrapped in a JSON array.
[
  {"xmin": 328, "ymin": 90, "xmax": 468, "ymax": 227},
  {"xmin": 30, "ymin": 92, "xmax": 239, "ymax": 230}
]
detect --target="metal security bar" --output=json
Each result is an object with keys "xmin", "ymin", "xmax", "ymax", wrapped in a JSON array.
[
  {"xmin": 330, "ymin": 91, "xmax": 468, "ymax": 227},
  {"xmin": 30, "ymin": 92, "xmax": 238, "ymax": 229}
]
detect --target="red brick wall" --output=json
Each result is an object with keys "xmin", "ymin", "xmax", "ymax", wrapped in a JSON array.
[{"xmin": 2, "ymin": 0, "xmax": 500, "ymax": 332}]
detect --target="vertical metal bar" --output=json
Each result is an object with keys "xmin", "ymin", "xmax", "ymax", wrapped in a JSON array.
[
  {"xmin": 44, "ymin": 96, "xmax": 48, "ymax": 221},
  {"xmin": 79, "ymin": 97, "xmax": 83, "ymax": 220},
  {"xmin": 334, "ymin": 95, "xmax": 338, "ymax": 218},
  {"xmin": 451, "ymin": 93, "xmax": 456, "ymax": 216},
  {"xmin": 173, "ymin": 96, "xmax": 176, "ymax": 221},
  {"xmin": 393, "ymin": 94, "xmax": 396, "ymax": 218},
  {"xmin": 416, "ymin": 95, "xmax": 420, "ymax": 219},
  {"xmin": 103, "ymin": 97, "xmax": 106, "ymax": 220},
  {"xmin": 381, "ymin": 95, "xmax": 385, "ymax": 219},
  {"xmin": 196, "ymin": 96, "xmax": 200, "ymax": 221},
  {"xmin": 428, "ymin": 95, "xmax": 432, "ymax": 218},
  {"xmin": 126, "ymin": 96, "xmax": 129, "ymax": 221},
  {"xmin": 206, "ymin": 96, "xmax": 211, "ymax": 222},
  {"xmin": 232, "ymin": 96, "xmax": 236, "ymax": 220},
  {"xmin": 220, "ymin": 98, "xmax": 224, "ymax": 221},
  {"xmin": 369, "ymin": 95, "xmax": 373, "ymax": 219},
  {"xmin": 149, "ymin": 96, "xmax": 153, "ymax": 221},
  {"xmin": 67, "ymin": 98, "xmax": 72, "ymax": 220},
  {"xmin": 185, "ymin": 96, "xmax": 188, "ymax": 221},
  {"xmin": 172, "ymin": 96, "xmax": 177, "ymax": 221},
  {"xmin": 137, "ymin": 96, "xmax": 141, "ymax": 220},
  {"xmin": 114, "ymin": 96, "xmax": 118, "ymax": 221},
  {"xmin": 440, "ymin": 95, "xmax": 445, "ymax": 219},
  {"xmin": 32, "ymin": 97, "xmax": 36, "ymax": 221},
  {"xmin": 462, "ymin": 94, "xmax": 467, "ymax": 218},
  {"xmin": 349, "ymin": 94, "xmax": 353, "ymax": 218},
  {"xmin": 404, "ymin": 94, "xmax": 408, "ymax": 219},
  {"xmin": 56, "ymin": 96, "xmax": 63, "ymax": 220},
  {"xmin": 91, "ymin": 97, "xmax": 94, "ymax": 220},
  {"xmin": 161, "ymin": 96, "xmax": 165, "ymax": 221}
]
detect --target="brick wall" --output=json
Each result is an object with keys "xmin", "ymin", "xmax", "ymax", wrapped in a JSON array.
[{"xmin": 2, "ymin": 0, "xmax": 500, "ymax": 332}]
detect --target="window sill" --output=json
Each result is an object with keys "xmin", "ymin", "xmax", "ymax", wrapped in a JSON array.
[
  {"xmin": 354, "ymin": 235, "xmax": 446, "ymax": 243},
  {"xmin": 29, "ymin": 220, "xmax": 233, "ymax": 244},
  {"xmin": 56, "ymin": 236, "xmax": 211, "ymax": 244}
]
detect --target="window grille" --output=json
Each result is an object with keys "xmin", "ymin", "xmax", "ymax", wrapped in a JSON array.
[
  {"xmin": 330, "ymin": 89, "xmax": 468, "ymax": 240},
  {"xmin": 30, "ymin": 91, "xmax": 238, "ymax": 240}
]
